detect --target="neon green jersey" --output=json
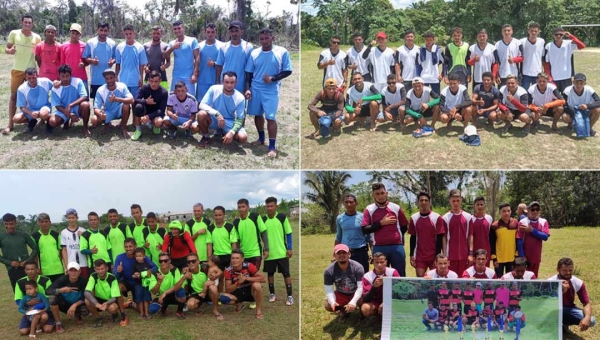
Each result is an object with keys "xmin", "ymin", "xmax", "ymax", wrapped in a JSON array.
[
  {"xmin": 80, "ymin": 229, "xmax": 112, "ymax": 264},
  {"xmin": 130, "ymin": 218, "xmax": 148, "ymax": 247},
  {"xmin": 32, "ymin": 230, "xmax": 63, "ymax": 276},
  {"xmin": 103, "ymin": 222, "xmax": 132, "ymax": 261},
  {"xmin": 14, "ymin": 275, "xmax": 51, "ymax": 301},
  {"xmin": 85, "ymin": 272, "xmax": 121, "ymax": 300},
  {"xmin": 188, "ymin": 218, "xmax": 211, "ymax": 261},
  {"xmin": 234, "ymin": 213, "xmax": 267, "ymax": 258},
  {"xmin": 207, "ymin": 222, "xmax": 238, "ymax": 256},
  {"xmin": 148, "ymin": 267, "xmax": 182, "ymax": 295},
  {"xmin": 263, "ymin": 213, "xmax": 292, "ymax": 261}
]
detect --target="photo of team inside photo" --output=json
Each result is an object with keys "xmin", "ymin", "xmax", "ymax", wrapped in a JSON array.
[{"xmin": 384, "ymin": 277, "xmax": 561, "ymax": 340}]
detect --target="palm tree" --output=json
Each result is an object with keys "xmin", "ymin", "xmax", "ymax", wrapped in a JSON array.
[{"xmin": 304, "ymin": 171, "xmax": 352, "ymax": 233}]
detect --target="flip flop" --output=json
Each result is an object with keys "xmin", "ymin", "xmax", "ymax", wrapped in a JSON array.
[
  {"xmin": 214, "ymin": 313, "xmax": 223, "ymax": 321},
  {"xmin": 255, "ymin": 313, "xmax": 264, "ymax": 320},
  {"xmin": 235, "ymin": 304, "xmax": 246, "ymax": 313},
  {"xmin": 267, "ymin": 149, "xmax": 277, "ymax": 158}
]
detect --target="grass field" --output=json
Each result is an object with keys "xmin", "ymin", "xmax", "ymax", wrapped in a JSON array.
[
  {"xmin": 300, "ymin": 227, "xmax": 600, "ymax": 340},
  {"xmin": 300, "ymin": 45, "xmax": 600, "ymax": 169},
  {"xmin": 0, "ymin": 48, "xmax": 299, "ymax": 169},
  {"xmin": 0, "ymin": 220, "xmax": 299, "ymax": 340},
  {"xmin": 389, "ymin": 298, "xmax": 559, "ymax": 339}
]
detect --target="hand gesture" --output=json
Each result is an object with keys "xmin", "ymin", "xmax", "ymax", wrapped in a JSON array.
[
  {"xmin": 474, "ymin": 54, "xmax": 480, "ymax": 62},
  {"xmin": 317, "ymin": 110, "xmax": 326, "ymax": 117},
  {"xmin": 244, "ymin": 89, "xmax": 252, "ymax": 101},
  {"xmin": 183, "ymin": 269, "xmax": 192, "ymax": 280},
  {"xmin": 78, "ymin": 61, "xmax": 85, "ymax": 69},
  {"xmin": 117, "ymin": 261, "xmax": 123, "ymax": 273},
  {"xmin": 380, "ymin": 214, "xmax": 397, "ymax": 226},
  {"xmin": 562, "ymin": 279, "xmax": 570, "ymax": 293},
  {"xmin": 108, "ymin": 58, "xmax": 116, "ymax": 67},
  {"xmin": 109, "ymin": 92, "xmax": 117, "ymax": 103},
  {"xmin": 263, "ymin": 74, "xmax": 273, "ymax": 84},
  {"xmin": 91, "ymin": 246, "xmax": 98, "ymax": 254},
  {"xmin": 216, "ymin": 114, "xmax": 225, "ymax": 128},
  {"xmin": 370, "ymin": 40, "xmax": 377, "ymax": 47},
  {"xmin": 173, "ymin": 41, "xmax": 182, "ymax": 50},
  {"xmin": 156, "ymin": 243, "xmax": 162, "ymax": 250},
  {"xmin": 146, "ymin": 96, "xmax": 155, "ymax": 105},
  {"xmin": 421, "ymin": 102, "xmax": 429, "ymax": 111},
  {"xmin": 506, "ymin": 94, "xmax": 514, "ymax": 102},
  {"xmin": 237, "ymin": 273, "xmax": 246, "ymax": 284},
  {"xmin": 207, "ymin": 58, "xmax": 215, "ymax": 67},
  {"xmin": 374, "ymin": 276, "xmax": 383, "ymax": 288},
  {"xmin": 327, "ymin": 59, "xmax": 336, "ymax": 66},
  {"xmin": 508, "ymin": 56, "xmax": 514, "ymax": 64},
  {"xmin": 93, "ymin": 57, "xmax": 99, "ymax": 66}
]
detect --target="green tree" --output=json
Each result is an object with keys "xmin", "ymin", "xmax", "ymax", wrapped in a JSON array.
[{"xmin": 304, "ymin": 171, "xmax": 352, "ymax": 233}]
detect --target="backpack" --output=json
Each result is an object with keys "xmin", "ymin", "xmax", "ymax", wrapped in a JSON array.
[
  {"xmin": 262, "ymin": 213, "xmax": 289, "ymax": 248},
  {"xmin": 233, "ymin": 213, "xmax": 262, "ymax": 253},
  {"xmin": 321, "ymin": 89, "xmax": 341, "ymax": 104}
]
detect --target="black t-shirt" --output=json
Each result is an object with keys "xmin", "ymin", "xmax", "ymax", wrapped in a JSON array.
[
  {"xmin": 143, "ymin": 42, "xmax": 168, "ymax": 81},
  {"xmin": 135, "ymin": 84, "xmax": 168, "ymax": 114},
  {"xmin": 133, "ymin": 260, "xmax": 153, "ymax": 285},
  {"xmin": 473, "ymin": 84, "xmax": 500, "ymax": 109}
]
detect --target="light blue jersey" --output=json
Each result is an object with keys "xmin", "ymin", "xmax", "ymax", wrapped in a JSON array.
[
  {"xmin": 169, "ymin": 36, "xmax": 199, "ymax": 82},
  {"xmin": 196, "ymin": 39, "xmax": 224, "ymax": 100},
  {"xmin": 83, "ymin": 37, "xmax": 116, "ymax": 85},
  {"xmin": 216, "ymin": 40, "xmax": 253, "ymax": 93},
  {"xmin": 335, "ymin": 212, "xmax": 368, "ymax": 250},
  {"xmin": 200, "ymin": 85, "xmax": 245, "ymax": 121},
  {"xmin": 17, "ymin": 78, "xmax": 53, "ymax": 111},
  {"xmin": 246, "ymin": 45, "xmax": 292, "ymax": 93},
  {"xmin": 94, "ymin": 82, "xmax": 132, "ymax": 115},
  {"xmin": 115, "ymin": 41, "xmax": 147, "ymax": 87},
  {"xmin": 51, "ymin": 77, "xmax": 88, "ymax": 112}
]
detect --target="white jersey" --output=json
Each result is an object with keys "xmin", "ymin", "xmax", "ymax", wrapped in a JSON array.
[
  {"xmin": 319, "ymin": 48, "xmax": 348, "ymax": 87},
  {"xmin": 417, "ymin": 44, "xmax": 443, "ymax": 84},
  {"xmin": 501, "ymin": 271, "xmax": 536, "ymax": 280},
  {"xmin": 440, "ymin": 84, "xmax": 469, "ymax": 111},
  {"xmin": 406, "ymin": 86, "xmax": 435, "ymax": 111},
  {"xmin": 425, "ymin": 269, "xmax": 458, "ymax": 279},
  {"xmin": 563, "ymin": 85, "xmax": 598, "ymax": 108},
  {"xmin": 346, "ymin": 45, "xmax": 370, "ymax": 76},
  {"xmin": 464, "ymin": 266, "xmax": 496, "ymax": 279},
  {"xmin": 499, "ymin": 85, "xmax": 528, "ymax": 110},
  {"xmin": 347, "ymin": 82, "xmax": 378, "ymax": 105},
  {"xmin": 545, "ymin": 40, "xmax": 579, "ymax": 81},
  {"xmin": 382, "ymin": 83, "xmax": 406, "ymax": 107},
  {"xmin": 468, "ymin": 43, "xmax": 497, "ymax": 83},
  {"xmin": 365, "ymin": 46, "xmax": 395, "ymax": 88},
  {"xmin": 527, "ymin": 83, "xmax": 562, "ymax": 106},
  {"xmin": 396, "ymin": 45, "xmax": 419, "ymax": 81},
  {"xmin": 495, "ymin": 38, "xmax": 522, "ymax": 78},
  {"xmin": 520, "ymin": 37, "xmax": 545, "ymax": 77},
  {"xmin": 60, "ymin": 226, "xmax": 88, "ymax": 268}
]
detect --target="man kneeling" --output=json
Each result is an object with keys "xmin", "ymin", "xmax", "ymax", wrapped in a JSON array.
[
  {"xmin": 221, "ymin": 249, "xmax": 266, "ymax": 319},
  {"xmin": 84, "ymin": 259, "xmax": 122, "ymax": 327},
  {"xmin": 361, "ymin": 252, "xmax": 400, "ymax": 319}
]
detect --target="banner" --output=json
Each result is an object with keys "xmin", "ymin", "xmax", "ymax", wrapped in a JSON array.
[{"xmin": 381, "ymin": 277, "xmax": 562, "ymax": 340}]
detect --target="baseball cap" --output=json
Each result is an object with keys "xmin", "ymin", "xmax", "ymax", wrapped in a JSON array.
[
  {"xmin": 333, "ymin": 244, "xmax": 349, "ymax": 254},
  {"xmin": 69, "ymin": 23, "xmax": 82, "ymax": 34},
  {"xmin": 229, "ymin": 20, "xmax": 244, "ymax": 30},
  {"xmin": 553, "ymin": 26, "xmax": 565, "ymax": 34},
  {"xmin": 465, "ymin": 125, "xmax": 478, "ymax": 137},
  {"xmin": 376, "ymin": 32, "xmax": 387, "ymax": 39},
  {"xmin": 45, "ymin": 25, "xmax": 57, "ymax": 32},
  {"xmin": 102, "ymin": 68, "xmax": 116, "ymax": 77},
  {"xmin": 412, "ymin": 77, "xmax": 424, "ymax": 85},
  {"xmin": 476, "ymin": 282, "xmax": 482, "ymax": 286},
  {"xmin": 574, "ymin": 73, "xmax": 587, "ymax": 82},
  {"xmin": 528, "ymin": 201, "xmax": 540, "ymax": 209},
  {"xmin": 325, "ymin": 78, "xmax": 338, "ymax": 87},
  {"xmin": 169, "ymin": 220, "xmax": 183, "ymax": 230},
  {"xmin": 67, "ymin": 262, "xmax": 80, "ymax": 271},
  {"xmin": 65, "ymin": 208, "xmax": 77, "ymax": 216}
]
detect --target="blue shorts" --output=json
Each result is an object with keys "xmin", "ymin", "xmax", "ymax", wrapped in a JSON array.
[
  {"xmin": 208, "ymin": 115, "xmax": 245, "ymax": 135},
  {"xmin": 105, "ymin": 106, "xmax": 124, "ymax": 124},
  {"xmin": 53, "ymin": 107, "xmax": 81, "ymax": 123},
  {"xmin": 23, "ymin": 106, "xmax": 51, "ymax": 121},
  {"xmin": 171, "ymin": 77, "xmax": 196, "ymax": 97},
  {"xmin": 169, "ymin": 116, "xmax": 193, "ymax": 127},
  {"xmin": 196, "ymin": 84, "xmax": 211, "ymax": 102},
  {"xmin": 18, "ymin": 311, "xmax": 54, "ymax": 329},
  {"xmin": 134, "ymin": 285, "xmax": 152, "ymax": 303},
  {"xmin": 128, "ymin": 86, "xmax": 140, "ymax": 99},
  {"xmin": 248, "ymin": 89, "xmax": 278, "ymax": 120}
]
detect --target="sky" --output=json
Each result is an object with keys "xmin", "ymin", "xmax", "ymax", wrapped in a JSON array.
[
  {"xmin": 301, "ymin": 0, "xmax": 450, "ymax": 15},
  {"xmin": 0, "ymin": 171, "xmax": 299, "ymax": 221},
  {"xmin": 301, "ymin": 171, "xmax": 371, "ymax": 198}
]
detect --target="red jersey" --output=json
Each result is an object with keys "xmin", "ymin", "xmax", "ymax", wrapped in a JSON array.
[
  {"xmin": 438, "ymin": 288, "xmax": 451, "ymax": 305},
  {"xmin": 462, "ymin": 266, "xmax": 497, "ymax": 279},
  {"xmin": 408, "ymin": 211, "xmax": 446, "ymax": 262},
  {"xmin": 480, "ymin": 308, "xmax": 494, "ymax": 320},
  {"xmin": 451, "ymin": 288, "xmax": 462, "ymax": 304},
  {"xmin": 60, "ymin": 41, "xmax": 87, "ymax": 80},
  {"xmin": 161, "ymin": 231, "xmax": 197, "ymax": 259},
  {"xmin": 483, "ymin": 288, "xmax": 495, "ymax": 304},
  {"xmin": 463, "ymin": 289, "xmax": 475, "ymax": 305},
  {"xmin": 438, "ymin": 309, "xmax": 449, "ymax": 322},
  {"xmin": 516, "ymin": 217, "xmax": 549, "ymax": 263},
  {"xmin": 362, "ymin": 267, "xmax": 400, "ymax": 303},
  {"xmin": 471, "ymin": 214, "xmax": 493, "ymax": 256},
  {"xmin": 549, "ymin": 274, "xmax": 590, "ymax": 308},
  {"xmin": 443, "ymin": 211, "xmax": 473, "ymax": 261},
  {"xmin": 224, "ymin": 262, "xmax": 258, "ymax": 289},
  {"xmin": 362, "ymin": 202, "xmax": 408, "ymax": 246},
  {"xmin": 35, "ymin": 41, "xmax": 62, "ymax": 80},
  {"xmin": 494, "ymin": 306, "xmax": 507, "ymax": 318},
  {"xmin": 450, "ymin": 309, "xmax": 462, "ymax": 321},
  {"xmin": 509, "ymin": 289, "xmax": 521, "ymax": 306}
]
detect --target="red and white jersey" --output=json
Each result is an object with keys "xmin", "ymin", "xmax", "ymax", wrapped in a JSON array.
[
  {"xmin": 528, "ymin": 83, "xmax": 562, "ymax": 106},
  {"xmin": 443, "ymin": 211, "xmax": 473, "ymax": 261},
  {"xmin": 516, "ymin": 217, "xmax": 549, "ymax": 263},
  {"xmin": 471, "ymin": 214, "xmax": 493, "ymax": 257},
  {"xmin": 519, "ymin": 37, "xmax": 545, "ymax": 77},
  {"xmin": 501, "ymin": 270, "xmax": 536, "ymax": 280},
  {"xmin": 548, "ymin": 274, "xmax": 590, "ymax": 308},
  {"xmin": 408, "ymin": 211, "xmax": 447, "ymax": 262},
  {"xmin": 425, "ymin": 269, "xmax": 459, "ymax": 279},
  {"xmin": 462, "ymin": 266, "xmax": 497, "ymax": 279},
  {"xmin": 362, "ymin": 202, "xmax": 408, "ymax": 246},
  {"xmin": 362, "ymin": 268, "xmax": 400, "ymax": 302}
]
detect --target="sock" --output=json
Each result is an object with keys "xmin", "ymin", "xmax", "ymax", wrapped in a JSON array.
[
  {"xmin": 286, "ymin": 283, "xmax": 292, "ymax": 296},
  {"xmin": 55, "ymin": 321, "xmax": 62, "ymax": 326},
  {"xmin": 268, "ymin": 138, "xmax": 276, "ymax": 151},
  {"xmin": 269, "ymin": 283, "xmax": 275, "ymax": 294},
  {"xmin": 258, "ymin": 130, "xmax": 265, "ymax": 143},
  {"xmin": 136, "ymin": 126, "xmax": 141, "ymax": 131}
]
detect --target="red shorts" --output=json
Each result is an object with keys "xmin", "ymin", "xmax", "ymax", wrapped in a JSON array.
[
  {"xmin": 334, "ymin": 291, "xmax": 353, "ymax": 307},
  {"xmin": 449, "ymin": 260, "xmax": 469, "ymax": 276},
  {"xmin": 415, "ymin": 260, "xmax": 435, "ymax": 270}
]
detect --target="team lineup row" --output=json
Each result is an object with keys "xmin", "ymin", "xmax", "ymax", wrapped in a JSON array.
[
  {"xmin": 0, "ymin": 198, "xmax": 294, "ymax": 336},
  {"xmin": 4, "ymin": 15, "xmax": 293, "ymax": 156}
]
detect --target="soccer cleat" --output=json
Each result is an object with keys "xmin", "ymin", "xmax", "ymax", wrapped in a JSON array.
[
  {"xmin": 152, "ymin": 126, "xmax": 161, "ymax": 135},
  {"xmin": 94, "ymin": 318, "xmax": 103, "ymax": 327},
  {"xmin": 120, "ymin": 315, "xmax": 128, "ymax": 326},
  {"xmin": 131, "ymin": 129, "xmax": 142, "ymax": 141},
  {"xmin": 198, "ymin": 136, "xmax": 211, "ymax": 147},
  {"xmin": 182, "ymin": 305, "xmax": 189, "ymax": 312},
  {"xmin": 286, "ymin": 296, "xmax": 294, "ymax": 306},
  {"xmin": 168, "ymin": 130, "xmax": 177, "ymax": 139},
  {"xmin": 249, "ymin": 302, "xmax": 257, "ymax": 309},
  {"xmin": 111, "ymin": 314, "xmax": 119, "ymax": 323},
  {"xmin": 176, "ymin": 312, "xmax": 186, "ymax": 320},
  {"xmin": 269, "ymin": 294, "xmax": 277, "ymax": 303},
  {"xmin": 27, "ymin": 119, "xmax": 38, "ymax": 133}
]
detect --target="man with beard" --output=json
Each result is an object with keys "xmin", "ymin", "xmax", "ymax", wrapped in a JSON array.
[
  {"xmin": 501, "ymin": 257, "xmax": 537, "ymax": 280},
  {"xmin": 0, "ymin": 213, "xmax": 39, "ymax": 291},
  {"xmin": 361, "ymin": 252, "xmax": 400, "ymax": 319},
  {"xmin": 196, "ymin": 23, "xmax": 223, "ymax": 100},
  {"xmin": 324, "ymin": 244, "xmax": 364, "ymax": 321},
  {"xmin": 307, "ymin": 78, "xmax": 345, "ymax": 139},
  {"xmin": 83, "ymin": 22, "xmax": 116, "ymax": 101},
  {"xmin": 408, "ymin": 191, "xmax": 446, "ymax": 277},
  {"xmin": 216, "ymin": 20, "xmax": 253, "ymax": 94},
  {"xmin": 164, "ymin": 21, "xmax": 199, "ymax": 94},
  {"xmin": 91, "ymin": 69, "xmax": 134, "ymax": 138},
  {"xmin": 344, "ymin": 72, "xmax": 381, "ymax": 131},
  {"xmin": 48, "ymin": 64, "xmax": 90, "ymax": 134},
  {"xmin": 35, "ymin": 25, "xmax": 61, "ymax": 81},
  {"xmin": 517, "ymin": 201, "xmax": 549, "ymax": 277},
  {"xmin": 143, "ymin": 25, "xmax": 170, "ymax": 90}
]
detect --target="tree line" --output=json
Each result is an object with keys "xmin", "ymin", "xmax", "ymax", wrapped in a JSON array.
[
  {"xmin": 302, "ymin": 0, "xmax": 600, "ymax": 47},
  {"xmin": 302, "ymin": 171, "xmax": 600, "ymax": 234}
]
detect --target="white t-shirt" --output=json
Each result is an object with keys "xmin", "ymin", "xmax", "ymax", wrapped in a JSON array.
[
  {"xmin": 544, "ymin": 40, "xmax": 579, "ymax": 81},
  {"xmin": 346, "ymin": 45, "xmax": 370, "ymax": 76},
  {"xmin": 365, "ymin": 46, "xmax": 395, "ymax": 87},
  {"xmin": 563, "ymin": 85, "xmax": 598, "ymax": 107},
  {"xmin": 499, "ymin": 85, "xmax": 529, "ymax": 110},
  {"xmin": 495, "ymin": 38, "xmax": 522, "ymax": 78},
  {"xmin": 417, "ymin": 45, "xmax": 443, "ymax": 84},
  {"xmin": 319, "ymin": 48, "xmax": 348, "ymax": 87},
  {"xmin": 396, "ymin": 45, "xmax": 419, "ymax": 81},
  {"xmin": 406, "ymin": 86, "xmax": 435, "ymax": 111},
  {"xmin": 382, "ymin": 83, "xmax": 406, "ymax": 107},
  {"xmin": 347, "ymin": 82, "xmax": 378, "ymax": 105},
  {"xmin": 60, "ymin": 226, "xmax": 88, "ymax": 268},
  {"xmin": 468, "ymin": 43, "xmax": 497, "ymax": 83},
  {"xmin": 527, "ymin": 83, "xmax": 562, "ymax": 106},
  {"xmin": 441, "ymin": 84, "xmax": 469, "ymax": 112},
  {"xmin": 520, "ymin": 37, "xmax": 545, "ymax": 77}
]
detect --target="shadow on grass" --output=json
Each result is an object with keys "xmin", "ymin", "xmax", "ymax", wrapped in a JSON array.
[{"xmin": 322, "ymin": 312, "xmax": 381, "ymax": 340}]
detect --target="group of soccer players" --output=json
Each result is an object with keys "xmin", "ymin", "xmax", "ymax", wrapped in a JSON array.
[
  {"xmin": 4, "ymin": 14, "xmax": 293, "ymax": 157},
  {"xmin": 1, "ymin": 197, "xmax": 294, "ymax": 335},
  {"xmin": 309, "ymin": 23, "xmax": 600, "ymax": 139}
]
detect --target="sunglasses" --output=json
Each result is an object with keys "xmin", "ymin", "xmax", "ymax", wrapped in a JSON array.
[
  {"xmin": 530, "ymin": 208, "xmax": 540, "ymax": 212},
  {"xmin": 187, "ymin": 260, "xmax": 198, "ymax": 264},
  {"xmin": 554, "ymin": 34, "xmax": 563, "ymax": 37},
  {"xmin": 331, "ymin": 41, "xmax": 340, "ymax": 45},
  {"xmin": 159, "ymin": 259, "xmax": 170, "ymax": 263},
  {"xmin": 387, "ymin": 82, "xmax": 396, "ymax": 85}
]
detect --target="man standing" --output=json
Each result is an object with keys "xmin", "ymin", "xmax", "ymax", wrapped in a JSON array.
[
  {"xmin": 418, "ymin": 31, "xmax": 444, "ymax": 94},
  {"xmin": 501, "ymin": 257, "xmax": 537, "ymax": 280},
  {"xmin": 102, "ymin": 208, "xmax": 132, "ymax": 260},
  {"xmin": 83, "ymin": 22, "xmax": 116, "ymax": 101},
  {"xmin": 48, "ymin": 64, "xmax": 91, "ymax": 135},
  {"xmin": 163, "ymin": 20, "xmax": 199, "ymax": 94},
  {"xmin": 324, "ymin": 244, "xmax": 364, "ymax": 321},
  {"xmin": 115, "ymin": 25, "xmax": 147, "ymax": 99},
  {"xmin": 347, "ymin": 32, "xmax": 371, "ymax": 83},
  {"xmin": 470, "ymin": 197, "xmax": 493, "ymax": 267},
  {"xmin": 318, "ymin": 35, "xmax": 348, "ymax": 90},
  {"xmin": 131, "ymin": 71, "xmax": 168, "ymax": 140},
  {"xmin": 80, "ymin": 211, "xmax": 112, "ymax": 270},
  {"xmin": 528, "ymin": 72, "xmax": 565, "ymax": 131},
  {"xmin": 186, "ymin": 203, "xmax": 212, "ymax": 263},
  {"xmin": 517, "ymin": 201, "xmax": 550, "ymax": 277},
  {"xmin": 143, "ymin": 25, "xmax": 170, "ymax": 90},
  {"xmin": 262, "ymin": 197, "xmax": 294, "ymax": 306},
  {"xmin": 141, "ymin": 212, "xmax": 165, "ymax": 266},
  {"xmin": 335, "ymin": 194, "xmax": 369, "ymax": 274},
  {"xmin": 490, "ymin": 203, "xmax": 518, "ymax": 278},
  {"xmin": 443, "ymin": 27, "xmax": 471, "ymax": 86},
  {"xmin": 129, "ymin": 204, "xmax": 148, "ymax": 246},
  {"xmin": 443, "ymin": 189, "xmax": 473, "ymax": 276},
  {"xmin": 395, "ymin": 30, "xmax": 419, "ymax": 91},
  {"xmin": 361, "ymin": 252, "xmax": 400, "ymax": 318},
  {"xmin": 468, "ymin": 29, "xmax": 498, "ymax": 91},
  {"xmin": 91, "ymin": 69, "xmax": 134, "ymax": 138},
  {"xmin": 35, "ymin": 25, "xmax": 61, "ymax": 81},
  {"xmin": 196, "ymin": 23, "xmax": 223, "ymax": 101},
  {"xmin": 0, "ymin": 213, "xmax": 39, "ymax": 291},
  {"xmin": 216, "ymin": 20, "xmax": 252, "ymax": 94},
  {"xmin": 206, "ymin": 206, "xmax": 238, "ymax": 292},
  {"xmin": 222, "ymin": 249, "xmax": 266, "ymax": 319},
  {"xmin": 47, "ymin": 262, "xmax": 87, "ymax": 333},
  {"xmin": 520, "ymin": 22, "xmax": 545, "ymax": 89},
  {"xmin": 408, "ymin": 191, "xmax": 446, "ymax": 277},
  {"xmin": 494, "ymin": 24, "xmax": 523, "ymax": 87},
  {"xmin": 544, "ymin": 27, "xmax": 586, "ymax": 94},
  {"xmin": 13, "ymin": 67, "xmax": 53, "ymax": 133},
  {"xmin": 61, "ymin": 210, "xmax": 89, "ymax": 280},
  {"xmin": 462, "ymin": 249, "xmax": 497, "ymax": 279},
  {"xmin": 362, "ymin": 183, "xmax": 409, "ymax": 276},
  {"xmin": 362, "ymin": 32, "xmax": 395, "ymax": 92},
  {"xmin": 549, "ymin": 257, "xmax": 596, "ymax": 335},
  {"xmin": 60, "ymin": 24, "xmax": 88, "ymax": 93},
  {"xmin": 31, "ymin": 213, "xmax": 63, "ymax": 282},
  {"xmin": 233, "ymin": 198, "xmax": 269, "ymax": 270},
  {"xmin": 3, "ymin": 14, "xmax": 42, "ymax": 135},
  {"xmin": 162, "ymin": 220, "xmax": 196, "ymax": 270}
]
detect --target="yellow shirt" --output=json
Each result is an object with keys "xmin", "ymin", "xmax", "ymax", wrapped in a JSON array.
[
  {"xmin": 491, "ymin": 218, "xmax": 518, "ymax": 263},
  {"xmin": 8, "ymin": 29, "xmax": 41, "ymax": 71}
]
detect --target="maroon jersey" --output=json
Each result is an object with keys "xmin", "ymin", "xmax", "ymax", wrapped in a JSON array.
[
  {"xmin": 408, "ymin": 211, "xmax": 447, "ymax": 262},
  {"xmin": 224, "ymin": 262, "xmax": 258, "ymax": 289},
  {"xmin": 362, "ymin": 201, "xmax": 409, "ymax": 246},
  {"xmin": 471, "ymin": 214, "xmax": 493, "ymax": 256},
  {"xmin": 438, "ymin": 309, "xmax": 450, "ymax": 322},
  {"xmin": 549, "ymin": 274, "xmax": 590, "ymax": 308},
  {"xmin": 516, "ymin": 217, "xmax": 549, "ymax": 263},
  {"xmin": 462, "ymin": 266, "xmax": 497, "ymax": 279},
  {"xmin": 443, "ymin": 211, "xmax": 473, "ymax": 261}
]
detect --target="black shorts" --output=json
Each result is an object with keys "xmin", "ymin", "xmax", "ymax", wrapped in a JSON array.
[
  {"xmin": 217, "ymin": 254, "xmax": 231, "ymax": 271},
  {"xmin": 90, "ymin": 85, "xmax": 102, "ymax": 99},
  {"xmin": 506, "ymin": 109, "xmax": 530, "ymax": 119},
  {"xmin": 543, "ymin": 107, "xmax": 562, "ymax": 117},
  {"xmin": 120, "ymin": 280, "xmax": 134, "ymax": 295},
  {"xmin": 171, "ymin": 257, "xmax": 187, "ymax": 271},
  {"xmin": 422, "ymin": 107, "xmax": 435, "ymax": 118},
  {"xmin": 245, "ymin": 256, "xmax": 262, "ymax": 270},
  {"xmin": 263, "ymin": 257, "xmax": 290, "ymax": 275},
  {"xmin": 188, "ymin": 294, "xmax": 205, "ymax": 305},
  {"xmin": 554, "ymin": 78, "xmax": 572, "ymax": 94},
  {"xmin": 232, "ymin": 285, "xmax": 255, "ymax": 303},
  {"xmin": 358, "ymin": 103, "xmax": 374, "ymax": 117},
  {"xmin": 57, "ymin": 298, "xmax": 84, "ymax": 314}
]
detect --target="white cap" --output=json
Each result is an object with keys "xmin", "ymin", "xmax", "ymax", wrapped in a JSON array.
[
  {"xmin": 67, "ymin": 262, "xmax": 80, "ymax": 271},
  {"xmin": 464, "ymin": 125, "xmax": 477, "ymax": 136},
  {"xmin": 412, "ymin": 77, "xmax": 424, "ymax": 85}
]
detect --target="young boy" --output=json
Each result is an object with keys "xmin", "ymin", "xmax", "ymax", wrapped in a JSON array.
[
  {"xmin": 19, "ymin": 280, "xmax": 50, "ymax": 337},
  {"xmin": 163, "ymin": 81, "xmax": 197, "ymax": 139},
  {"xmin": 198, "ymin": 255, "xmax": 222, "ymax": 300},
  {"xmin": 132, "ymin": 248, "xmax": 153, "ymax": 319}
]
